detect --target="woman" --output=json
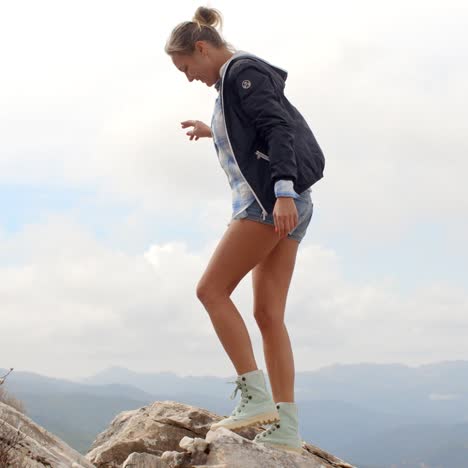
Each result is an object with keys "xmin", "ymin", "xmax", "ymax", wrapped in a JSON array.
[{"xmin": 164, "ymin": 6, "xmax": 325, "ymax": 454}]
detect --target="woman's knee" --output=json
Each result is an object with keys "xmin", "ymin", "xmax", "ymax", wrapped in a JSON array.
[
  {"xmin": 196, "ymin": 279, "xmax": 228, "ymax": 304},
  {"xmin": 196, "ymin": 280, "xmax": 210, "ymax": 303},
  {"xmin": 254, "ymin": 309, "xmax": 284, "ymax": 332}
]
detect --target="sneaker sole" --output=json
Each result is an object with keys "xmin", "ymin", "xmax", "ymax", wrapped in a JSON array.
[
  {"xmin": 210, "ymin": 411, "xmax": 280, "ymax": 430},
  {"xmin": 259, "ymin": 442, "xmax": 304, "ymax": 454}
]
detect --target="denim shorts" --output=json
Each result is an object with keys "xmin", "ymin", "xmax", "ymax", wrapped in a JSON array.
[{"xmin": 228, "ymin": 189, "xmax": 314, "ymax": 243}]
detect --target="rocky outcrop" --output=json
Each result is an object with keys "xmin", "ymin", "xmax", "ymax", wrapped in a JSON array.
[
  {"xmin": 0, "ymin": 401, "xmax": 95, "ymax": 468},
  {"xmin": 86, "ymin": 400, "xmax": 356, "ymax": 468},
  {"xmin": 1, "ymin": 397, "xmax": 356, "ymax": 467}
]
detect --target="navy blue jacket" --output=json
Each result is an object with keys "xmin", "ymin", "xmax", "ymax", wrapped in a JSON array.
[{"xmin": 215, "ymin": 54, "xmax": 325, "ymax": 217}]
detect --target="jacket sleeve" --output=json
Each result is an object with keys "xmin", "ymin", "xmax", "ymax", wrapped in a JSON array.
[
  {"xmin": 229, "ymin": 64, "xmax": 298, "ymax": 186},
  {"xmin": 274, "ymin": 180, "xmax": 300, "ymax": 199}
]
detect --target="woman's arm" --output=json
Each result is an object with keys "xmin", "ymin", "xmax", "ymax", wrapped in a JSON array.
[{"xmin": 228, "ymin": 63, "xmax": 298, "ymax": 186}]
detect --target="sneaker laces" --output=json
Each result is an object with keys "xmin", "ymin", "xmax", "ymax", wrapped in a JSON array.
[
  {"xmin": 255, "ymin": 421, "xmax": 280, "ymax": 439},
  {"xmin": 227, "ymin": 379, "xmax": 249, "ymax": 416}
]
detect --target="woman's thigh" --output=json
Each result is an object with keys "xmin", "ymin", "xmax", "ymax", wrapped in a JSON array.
[
  {"xmin": 251, "ymin": 236, "xmax": 299, "ymax": 322},
  {"xmin": 196, "ymin": 217, "xmax": 284, "ymax": 300}
]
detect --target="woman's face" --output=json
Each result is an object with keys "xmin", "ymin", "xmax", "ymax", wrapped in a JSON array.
[{"xmin": 171, "ymin": 42, "xmax": 218, "ymax": 87}]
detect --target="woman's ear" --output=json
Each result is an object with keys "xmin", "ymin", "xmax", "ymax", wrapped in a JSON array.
[{"xmin": 195, "ymin": 40, "xmax": 208, "ymax": 57}]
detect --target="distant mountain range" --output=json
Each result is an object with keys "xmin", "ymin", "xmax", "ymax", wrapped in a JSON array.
[{"xmin": 2, "ymin": 360, "xmax": 468, "ymax": 468}]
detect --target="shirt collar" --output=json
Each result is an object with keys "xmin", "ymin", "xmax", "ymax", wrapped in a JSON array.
[{"xmin": 214, "ymin": 50, "xmax": 250, "ymax": 92}]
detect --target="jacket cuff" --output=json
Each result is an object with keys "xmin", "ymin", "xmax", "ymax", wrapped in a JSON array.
[{"xmin": 274, "ymin": 180, "xmax": 300, "ymax": 199}]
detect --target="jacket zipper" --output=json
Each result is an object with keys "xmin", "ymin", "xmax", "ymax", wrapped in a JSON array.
[
  {"xmin": 220, "ymin": 75, "xmax": 269, "ymax": 221},
  {"xmin": 255, "ymin": 150, "xmax": 270, "ymax": 161}
]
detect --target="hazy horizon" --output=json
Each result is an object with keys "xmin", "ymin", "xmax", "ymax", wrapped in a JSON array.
[{"xmin": 4, "ymin": 358, "xmax": 467, "ymax": 383}]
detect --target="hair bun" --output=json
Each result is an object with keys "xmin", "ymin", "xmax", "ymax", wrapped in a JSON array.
[{"xmin": 192, "ymin": 6, "xmax": 223, "ymax": 30}]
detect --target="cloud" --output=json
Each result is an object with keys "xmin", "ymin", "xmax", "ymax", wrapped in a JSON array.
[
  {"xmin": 0, "ymin": 0, "xmax": 466, "ymax": 242},
  {"xmin": 1, "ymin": 215, "xmax": 467, "ymax": 379},
  {"xmin": 0, "ymin": 1, "xmax": 467, "ymax": 379}
]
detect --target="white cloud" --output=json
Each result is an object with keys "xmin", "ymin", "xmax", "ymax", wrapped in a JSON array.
[
  {"xmin": 0, "ymin": 0, "xmax": 466, "ymax": 240},
  {"xmin": 0, "ymin": 216, "xmax": 467, "ymax": 379}
]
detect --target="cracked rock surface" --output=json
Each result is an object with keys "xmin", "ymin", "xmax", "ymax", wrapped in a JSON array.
[
  {"xmin": 0, "ymin": 401, "xmax": 94, "ymax": 468},
  {"xmin": 86, "ymin": 400, "xmax": 356, "ymax": 468}
]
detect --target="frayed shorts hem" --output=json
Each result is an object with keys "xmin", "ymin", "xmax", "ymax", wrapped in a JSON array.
[{"xmin": 227, "ymin": 190, "xmax": 314, "ymax": 244}]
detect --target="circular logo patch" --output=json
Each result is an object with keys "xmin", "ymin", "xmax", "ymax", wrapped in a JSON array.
[{"xmin": 242, "ymin": 80, "xmax": 251, "ymax": 89}]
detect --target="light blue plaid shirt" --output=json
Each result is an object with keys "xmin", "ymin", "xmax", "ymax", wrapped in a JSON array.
[{"xmin": 211, "ymin": 50, "xmax": 301, "ymax": 221}]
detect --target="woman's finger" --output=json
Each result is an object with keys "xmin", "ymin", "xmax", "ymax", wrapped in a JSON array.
[
  {"xmin": 275, "ymin": 218, "xmax": 284, "ymax": 237},
  {"xmin": 181, "ymin": 120, "xmax": 195, "ymax": 128},
  {"xmin": 287, "ymin": 216, "xmax": 296, "ymax": 236},
  {"xmin": 280, "ymin": 216, "xmax": 295, "ymax": 237}
]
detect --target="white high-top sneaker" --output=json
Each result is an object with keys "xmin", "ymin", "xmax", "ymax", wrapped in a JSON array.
[
  {"xmin": 254, "ymin": 401, "xmax": 305, "ymax": 453},
  {"xmin": 210, "ymin": 369, "xmax": 279, "ymax": 431}
]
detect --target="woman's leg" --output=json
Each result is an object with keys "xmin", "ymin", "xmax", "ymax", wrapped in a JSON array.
[
  {"xmin": 252, "ymin": 237, "xmax": 299, "ymax": 402},
  {"xmin": 196, "ymin": 218, "xmax": 284, "ymax": 375}
]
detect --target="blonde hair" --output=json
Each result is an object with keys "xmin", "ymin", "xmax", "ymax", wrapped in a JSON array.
[{"xmin": 164, "ymin": 6, "xmax": 236, "ymax": 56}]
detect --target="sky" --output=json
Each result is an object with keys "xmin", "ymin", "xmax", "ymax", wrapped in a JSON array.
[{"xmin": 1, "ymin": 0, "xmax": 467, "ymax": 381}]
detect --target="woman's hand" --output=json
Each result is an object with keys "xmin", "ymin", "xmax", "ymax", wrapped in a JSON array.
[
  {"xmin": 273, "ymin": 198, "xmax": 298, "ymax": 238},
  {"xmin": 180, "ymin": 120, "xmax": 212, "ymax": 140}
]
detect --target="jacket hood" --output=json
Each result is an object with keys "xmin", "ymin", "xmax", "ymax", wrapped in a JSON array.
[{"xmin": 215, "ymin": 50, "xmax": 288, "ymax": 91}]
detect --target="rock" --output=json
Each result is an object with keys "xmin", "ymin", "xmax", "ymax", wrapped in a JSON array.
[
  {"xmin": 122, "ymin": 451, "xmax": 169, "ymax": 467},
  {"xmin": 160, "ymin": 449, "xmax": 192, "ymax": 467},
  {"xmin": 2, "ymin": 390, "xmax": 356, "ymax": 468},
  {"xmin": 179, "ymin": 435, "xmax": 208, "ymax": 453},
  {"xmin": 199, "ymin": 427, "xmax": 355, "ymax": 467},
  {"xmin": 87, "ymin": 400, "xmax": 356, "ymax": 468},
  {"xmin": 86, "ymin": 400, "xmax": 217, "ymax": 467},
  {"xmin": 0, "ymin": 401, "xmax": 95, "ymax": 468}
]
